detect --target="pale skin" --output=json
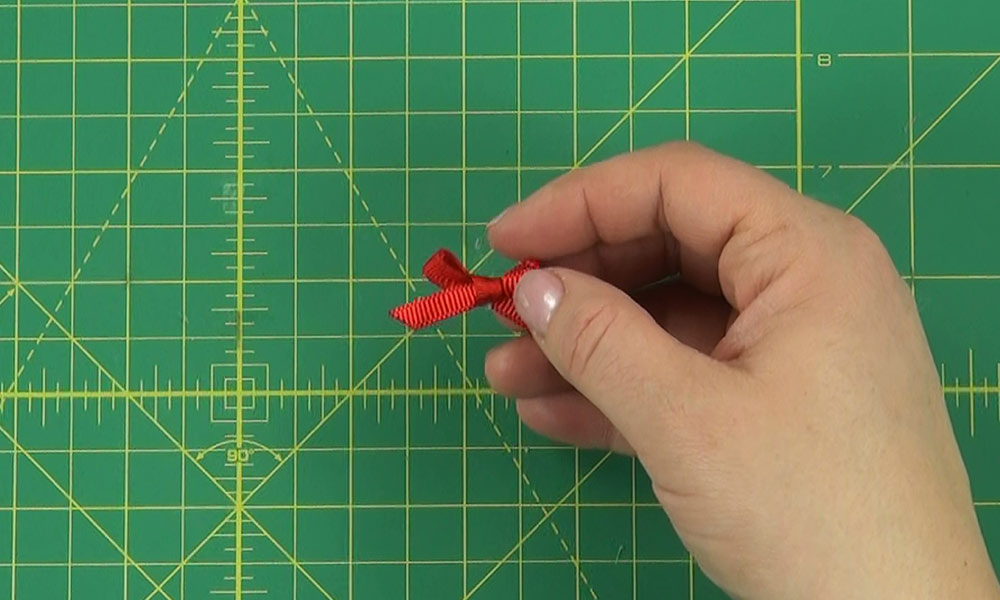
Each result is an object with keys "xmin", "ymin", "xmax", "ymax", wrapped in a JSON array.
[{"xmin": 484, "ymin": 143, "xmax": 1000, "ymax": 600}]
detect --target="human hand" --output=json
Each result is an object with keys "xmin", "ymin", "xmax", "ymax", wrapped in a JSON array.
[{"xmin": 485, "ymin": 143, "xmax": 1000, "ymax": 600}]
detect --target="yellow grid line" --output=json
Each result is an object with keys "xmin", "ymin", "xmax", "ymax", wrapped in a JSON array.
[
  {"xmin": 794, "ymin": 0, "xmax": 803, "ymax": 192},
  {"xmin": 124, "ymin": 0, "xmax": 133, "ymax": 591},
  {"xmin": 0, "ymin": 385, "xmax": 507, "ymax": 400},
  {"xmin": 68, "ymin": 0, "xmax": 78, "ymax": 588},
  {"xmin": 684, "ymin": 0, "xmax": 691, "ymax": 139},
  {"xmin": 291, "ymin": 0, "xmax": 301, "ymax": 593},
  {"xmin": 1, "ymin": 299, "xmax": 998, "ymax": 344},
  {"xmin": 403, "ymin": 0, "xmax": 412, "ymax": 596},
  {"xmin": 9, "ymin": 3, "xmax": 17, "ymax": 594},
  {"xmin": 520, "ymin": 0, "xmax": 536, "ymax": 586},
  {"xmin": 840, "ymin": 51, "xmax": 1000, "ymax": 58},
  {"xmin": 0, "ymin": 51, "xmax": 817, "ymax": 65},
  {"xmin": 347, "ymin": 0, "xmax": 355, "ymax": 595},
  {"xmin": 688, "ymin": 552, "xmax": 695, "ymax": 598},
  {"xmin": 630, "ymin": 2, "xmax": 639, "ymax": 595},
  {"xmin": 0, "ymin": 559, "xmax": 715, "ymax": 566},
  {"xmin": 7, "ymin": 394, "xmax": 13, "ymax": 599},
  {"xmin": 572, "ymin": 3, "xmax": 587, "ymax": 599},
  {"xmin": 17, "ymin": 160, "xmax": 1000, "ymax": 178},
  {"xmin": 3, "ymin": 107, "xmax": 799, "ymax": 120},
  {"xmin": 906, "ymin": 0, "xmax": 915, "ymax": 293},
  {"xmin": 0, "ymin": 496, "xmax": 994, "ymax": 510},
  {"xmin": 462, "ymin": 0, "xmax": 470, "ymax": 593},
  {"xmin": 234, "ymin": 0, "xmax": 249, "ymax": 595},
  {"xmin": 0, "ymin": 0, "xmax": 811, "ymax": 6},
  {"xmin": 682, "ymin": 0, "xmax": 693, "ymax": 588},
  {"xmin": 0, "ymin": 558, "xmax": 709, "ymax": 566},
  {"xmin": 180, "ymin": 1, "xmax": 192, "ymax": 594}
]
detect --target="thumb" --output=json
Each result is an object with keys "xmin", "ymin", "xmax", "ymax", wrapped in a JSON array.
[{"xmin": 514, "ymin": 267, "xmax": 730, "ymax": 455}]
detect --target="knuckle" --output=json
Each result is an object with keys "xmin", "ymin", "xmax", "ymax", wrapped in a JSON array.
[
  {"xmin": 843, "ymin": 215, "xmax": 896, "ymax": 275},
  {"xmin": 719, "ymin": 218, "xmax": 803, "ymax": 309},
  {"xmin": 597, "ymin": 418, "xmax": 623, "ymax": 452},
  {"xmin": 656, "ymin": 140, "xmax": 711, "ymax": 169},
  {"xmin": 844, "ymin": 215, "xmax": 882, "ymax": 250},
  {"xmin": 659, "ymin": 139, "xmax": 705, "ymax": 155},
  {"xmin": 561, "ymin": 301, "xmax": 620, "ymax": 380}
]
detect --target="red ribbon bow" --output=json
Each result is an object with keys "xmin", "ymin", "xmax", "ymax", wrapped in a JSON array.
[{"xmin": 390, "ymin": 249, "xmax": 540, "ymax": 329}]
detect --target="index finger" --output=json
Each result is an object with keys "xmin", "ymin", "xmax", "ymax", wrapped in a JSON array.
[{"xmin": 487, "ymin": 142, "xmax": 800, "ymax": 295}]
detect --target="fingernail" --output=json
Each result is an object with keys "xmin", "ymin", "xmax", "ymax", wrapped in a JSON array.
[
  {"xmin": 487, "ymin": 206, "xmax": 510, "ymax": 228},
  {"xmin": 514, "ymin": 269, "xmax": 563, "ymax": 335}
]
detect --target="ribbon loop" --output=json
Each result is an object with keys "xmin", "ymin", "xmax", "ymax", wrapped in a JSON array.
[
  {"xmin": 390, "ymin": 249, "xmax": 540, "ymax": 329},
  {"xmin": 423, "ymin": 248, "xmax": 472, "ymax": 288}
]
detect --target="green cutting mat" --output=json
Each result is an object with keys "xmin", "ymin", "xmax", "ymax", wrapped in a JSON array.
[{"xmin": 0, "ymin": 0, "xmax": 998, "ymax": 597}]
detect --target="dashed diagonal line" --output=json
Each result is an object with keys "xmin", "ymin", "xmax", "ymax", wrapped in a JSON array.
[{"xmin": 845, "ymin": 55, "xmax": 1000, "ymax": 215}]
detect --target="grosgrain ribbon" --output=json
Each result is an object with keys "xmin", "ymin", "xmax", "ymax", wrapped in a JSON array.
[{"xmin": 390, "ymin": 249, "xmax": 540, "ymax": 329}]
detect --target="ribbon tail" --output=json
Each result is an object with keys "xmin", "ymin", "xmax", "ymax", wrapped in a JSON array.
[{"xmin": 390, "ymin": 284, "xmax": 480, "ymax": 329}]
